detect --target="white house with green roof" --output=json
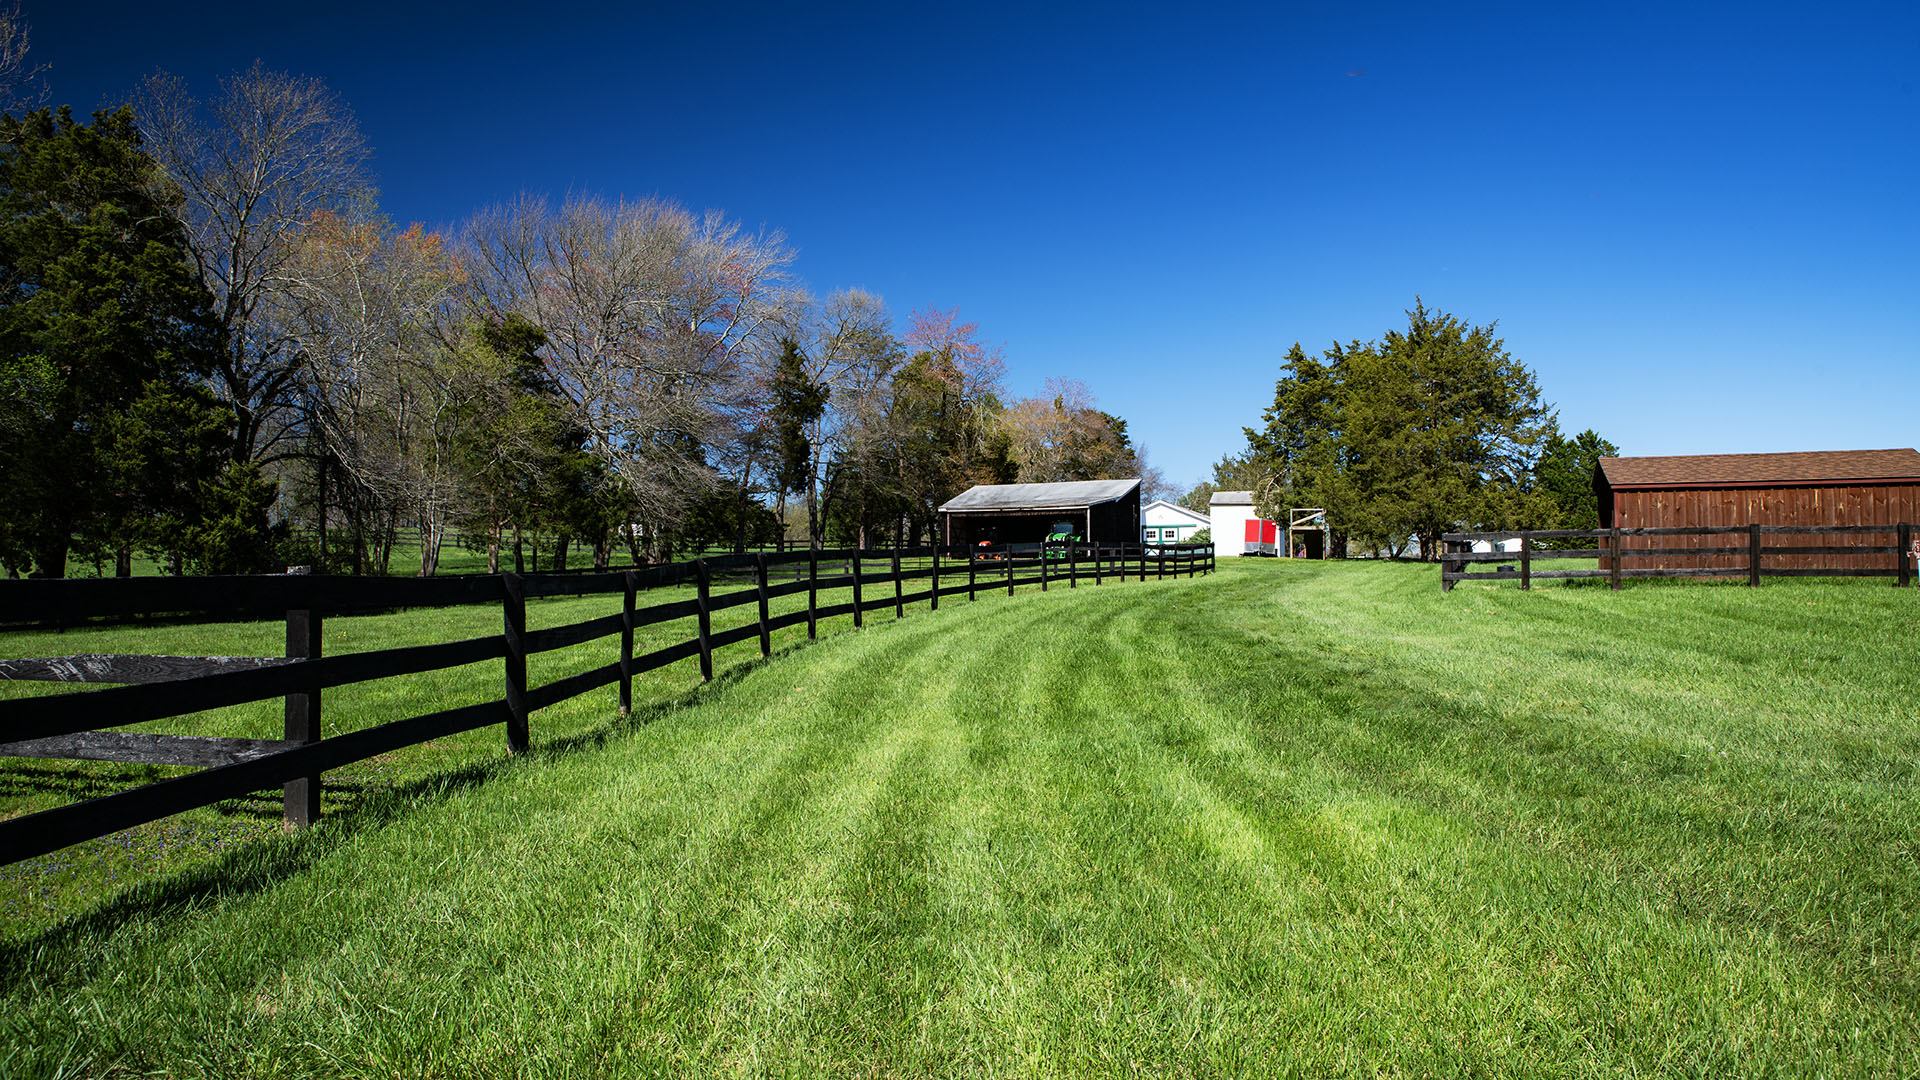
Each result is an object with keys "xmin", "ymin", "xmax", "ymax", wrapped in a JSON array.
[{"xmin": 1141, "ymin": 500, "xmax": 1210, "ymax": 546}]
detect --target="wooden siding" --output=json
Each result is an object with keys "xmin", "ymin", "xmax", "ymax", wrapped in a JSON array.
[{"xmin": 1605, "ymin": 483, "xmax": 1920, "ymax": 572}]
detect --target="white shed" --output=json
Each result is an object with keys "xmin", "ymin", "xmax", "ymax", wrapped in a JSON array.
[
  {"xmin": 1141, "ymin": 500, "xmax": 1209, "ymax": 546},
  {"xmin": 1208, "ymin": 491, "xmax": 1276, "ymax": 556}
]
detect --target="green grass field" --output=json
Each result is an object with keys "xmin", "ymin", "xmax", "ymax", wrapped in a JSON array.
[{"xmin": 4, "ymin": 559, "xmax": 1918, "ymax": 1077}]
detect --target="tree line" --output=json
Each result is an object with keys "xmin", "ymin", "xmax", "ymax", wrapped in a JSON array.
[
  {"xmin": 1188, "ymin": 301, "xmax": 1615, "ymax": 559},
  {"xmin": 0, "ymin": 36, "xmax": 1164, "ymax": 578}
]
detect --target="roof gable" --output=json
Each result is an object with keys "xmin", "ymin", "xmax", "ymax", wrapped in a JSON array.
[
  {"xmin": 1142, "ymin": 500, "xmax": 1209, "ymax": 527},
  {"xmin": 1599, "ymin": 449, "xmax": 1920, "ymax": 488},
  {"xmin": 938, "ymin": 478, "xmax": 1141, "ymax": 512}
]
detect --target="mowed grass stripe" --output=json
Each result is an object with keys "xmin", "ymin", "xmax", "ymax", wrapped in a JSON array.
[{"xmin": 3, "ymin": 560, "xmax": 1918, "ymax": 1077}]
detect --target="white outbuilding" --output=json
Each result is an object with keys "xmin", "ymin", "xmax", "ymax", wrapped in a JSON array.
[
  {"xmin": 1208, "ymin": 491, "xmax": 1278, "ymax": 556},
  {"xmin": 1141, "ymin": 500, "xmax": 1210, "ymax": 546}
]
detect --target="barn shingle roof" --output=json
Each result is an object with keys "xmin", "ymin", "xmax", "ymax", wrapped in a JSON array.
[
  {"xmin": 1599, "ymin": 449, "xmax": 1920, "ymax": 488},
  {"xmin": 938, "ymin": 478, "xmax": 1140, "ymax": 512}
]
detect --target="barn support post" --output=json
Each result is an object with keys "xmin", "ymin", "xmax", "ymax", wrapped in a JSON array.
[
  {"xmin": 1610, "ymin": 528, "xmax": 1623, "ymax": 591},
  {"xmin": 502, "ymin": 572, "xmax": 529, "ymax": 752},
  {"xmin": 1749, "ymin": 523, "xmax": 1762, "ymax": 587},
  {"xmin": 282, "ymin": 571, "xmax": 322, "ymax": 829},
  {"xmin": 1520, "ymin": 534, "xmax": 1530, "ymax": 591},
  {"xmin": 1899, "ymin": 522, "xmax": 1911, "ymax": 588},
  {"xmin": 619, "ymin": 571, "xmax": 636, "ymax": 716},
  {"xmin": 694, "ymin": 560, "xmax": 714, "ymax": 681}
]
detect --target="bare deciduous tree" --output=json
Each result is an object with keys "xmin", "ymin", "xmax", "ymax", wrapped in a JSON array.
[
  {"xmin": 0, "ymin": 3, "xmax": 47, "ymax": 113},
  {"xmin": 138, "ymin": 62, "xmax": 372, "ymax": 465},
  {"xmin": 465, "ymin": 194, "xmax": 799, "ymax": 558},
  {"xmin": 278, "ymin": 214, "xmax": 473, "ymax": 575}
]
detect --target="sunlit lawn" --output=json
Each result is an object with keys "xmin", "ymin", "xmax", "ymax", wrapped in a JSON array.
[{"xmin": 3, "ymin": 559, "xmax": 1917, "ymax": 1077}]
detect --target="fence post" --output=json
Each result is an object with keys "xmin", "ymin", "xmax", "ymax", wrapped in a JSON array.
[
  {"xmin": 1441, "ymin": 539, "xmax": 1455, "ymax": 592},
  {"xmin": 1749, "ymin": 523, "xmax": 1762, "ymax": 587},
  {"xmin": 503, "ymin": 572, "xmax": 529, "ymax": 752},
  {"xmin": 283, "ymin": 570, "xmax": 322, "ymax": 829},
  {"xmin": 1069, "ymin": 541, "xmax": 1078, "ymax": 588},
  {"xmin": 893, "ymin": 545, "xmax": 904, "ymax": 618},
  {"xmin": 1520, "ymin": 534, "xmax": 1531, "ymax": 591},
  {"xmin": 1094, "ymin": 544, "xmax": 1104, "ymax": 585},
  {"xmin": 1007, "ymin": 547, "xmax": 1015, "ymax": 596},
  {"xmin": 1040, "ymin": 544, "xmax": 1049, "ymax": 592},
  {"xmin": 755, "ymin": 553, "xmax": 772, "ymax": 658},
  {"xmin": 1610, "ymin": 528, "xmax": 1623, "ymax": 591},
  {"xmin": 694, "ymin": 559, "xmax": 714, "ymax": 681},
  {"xmin": 807, "ymin": 547, "xmax": 819, "ymax": 639},
  {"xmin": 620, "ymin": 571, "xmax": 636, "ymax": 717},
  {"xmin": 1899, "ymin": 522, "xmax": 1911, "ymax": 588},
  {"xmin": 931, "ymin": 545, "xmax": 941, "ymax": 611},
  {"xmin": 852, "ymin": 550, "xmax": 864, "ymax": 628},
  {"xmin": 968, "ymin": 545, "xmax": 977, "ymax": 601}
]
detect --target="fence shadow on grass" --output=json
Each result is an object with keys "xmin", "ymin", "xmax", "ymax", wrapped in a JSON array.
[{"xmin": 0, "ymin": 637, "xmax": 806, "ymax": 979}]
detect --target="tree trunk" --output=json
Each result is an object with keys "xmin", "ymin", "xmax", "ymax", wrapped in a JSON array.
[
  {"xmin": 115, "ymin": 544, "xmax": 132, "ymax": 578},
  {"xmin": 553, "ymin": 533, "xmax": 568, "ymax": 571}
]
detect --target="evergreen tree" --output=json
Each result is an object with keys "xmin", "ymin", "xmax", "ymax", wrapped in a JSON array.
[{"xmin": 0, "ymin": 106, "xmax": 243, "ymax": 576}]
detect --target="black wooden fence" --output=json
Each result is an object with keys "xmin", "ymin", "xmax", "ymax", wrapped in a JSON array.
[
  {"xmin": 1440, "ymin": 524, "xmax": 1917, "ymax": 591},
  {"xmin": 0, "ymin": 541, "xmax": 1213, "ymax": 865}
]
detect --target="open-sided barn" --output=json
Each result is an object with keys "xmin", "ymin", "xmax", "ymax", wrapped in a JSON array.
[
  {"xmin": 1595, "ymin": 448, "xmax": 1920, "ymax": 572},
  {"xmin": 938, "ymin": 479, "xmax": 1142, "ymax": 548}
]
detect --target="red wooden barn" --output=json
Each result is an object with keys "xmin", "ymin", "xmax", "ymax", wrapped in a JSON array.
[{"xmin": 1594, "ymin": 448, "xmax": 1920, "ymax": 573}]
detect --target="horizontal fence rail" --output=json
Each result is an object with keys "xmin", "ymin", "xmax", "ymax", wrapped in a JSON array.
[
  {"xmin": 1440, "ymin": 524, "xmax": 1917, "ymax": 592},
  {"xmin": 0, "ymin": 542, "xmax": 1213, "ymax": 864}
]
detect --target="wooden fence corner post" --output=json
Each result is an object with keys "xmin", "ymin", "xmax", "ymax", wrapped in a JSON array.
[
  {"xmin": 1610, "ymin": 528, "xmax": 1623, "ymax": 591},
  {"xmin": 503, "ymin": 572, "xmax": 529, "ymax": 753},
  {"xmin": 1898, "ymin": 522, "xmax": 1911, "ymax": 588},
  {"xmin": 1520, "ymin": 534, "xmax": 1531, "ymax": 591},
  {"xmin": 1441, "ymin": 539, "xmax": 1455, "ymax": 592},
  {"xmin": 807, "ymin": 547, "xmax": 819, "ymax": 639},
  {"xmin": 755, "ymin": 552, "xmax": 772, "ymax": 658},
  {"xmin": 620, "ymin": 570, "xmax": 636, "ymax": 717},
  {"xmin": 1749, "ymin": 522, "xmax": 1762, "ymax": 587},
  {"xmin": 283, "ymin": 569, "xmax": 322, "ymax": 829},
  {"xmin": 694, "ymin": 559, "xmax": 714, "ymax": 680}
]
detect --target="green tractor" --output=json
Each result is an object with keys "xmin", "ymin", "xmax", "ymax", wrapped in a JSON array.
[{"xmin": 1043, "ymin": 520, "xmax": 1081, "ymax": 560}]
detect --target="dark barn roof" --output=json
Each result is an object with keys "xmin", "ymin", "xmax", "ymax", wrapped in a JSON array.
[
  {"xmin": 938, "ymin": 478, "xmax": 1141, "ymax": 512},
  {"xmin": 1598, "ymin": 449, "xmax": 1920, "ymax": 490}
]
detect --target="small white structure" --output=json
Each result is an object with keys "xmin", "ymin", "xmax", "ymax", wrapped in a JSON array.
[
  {"xmin": 1141, "ymin": 500, "xmax": 1209, "ymax": 546},
  {"xmin": 1208, "ymin": 491, "xmax": 1278, "ymax": 556}
]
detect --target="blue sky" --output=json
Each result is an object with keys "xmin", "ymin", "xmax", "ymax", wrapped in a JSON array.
[{"xmin": 25, "ymin": 1, "xmax": 1919, "ymax": 488}]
